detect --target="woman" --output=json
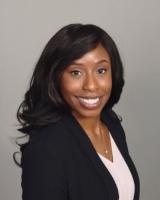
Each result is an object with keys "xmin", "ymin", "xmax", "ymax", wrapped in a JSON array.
[{"xmin": 17, "ymin": 23, "xmax": 140, "ymax": 200}]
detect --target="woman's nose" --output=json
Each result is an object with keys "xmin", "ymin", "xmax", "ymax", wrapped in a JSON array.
[{"xmin": 82, "ymin": 74, "xmax": 98, "ymax": 91}]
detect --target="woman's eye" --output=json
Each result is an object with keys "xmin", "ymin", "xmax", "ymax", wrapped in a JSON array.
[
  {"xmin": 70, "ymin": 70, "xmax": 81, "ymax": 77},
  {"xmin": 97, "ymin": 68, "xmax": 107, "ymax": 74}
]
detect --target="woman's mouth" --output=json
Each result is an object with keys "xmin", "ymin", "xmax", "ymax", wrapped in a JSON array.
[{"xmin": 77, "ymin": 96, "xmax": 101, "ymax": 109}]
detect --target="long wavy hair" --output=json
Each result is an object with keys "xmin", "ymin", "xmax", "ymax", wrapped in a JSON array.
[{"xmin": 17, "ymin": 23, "xmax": 124, "ymax": 134}]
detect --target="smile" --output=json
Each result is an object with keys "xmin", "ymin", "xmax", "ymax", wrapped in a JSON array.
[{"xmin": 77, "ymin": 96, "xmax": 100, "ymax": 107}]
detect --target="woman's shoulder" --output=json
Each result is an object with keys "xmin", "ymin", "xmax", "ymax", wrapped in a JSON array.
[{"xmin": 20, "ymin": 118, "xmax": 72, "ymax": 157}]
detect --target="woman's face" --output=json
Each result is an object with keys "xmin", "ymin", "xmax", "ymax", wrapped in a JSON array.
[{"xmin": 60, "ymin": 43, "xmax": 112, "ymax": 120}]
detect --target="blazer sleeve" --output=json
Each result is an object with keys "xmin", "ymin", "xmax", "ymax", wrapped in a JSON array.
[{"xmin": 21, "ymin": 137, "xmax": 68, "ymax": 200}]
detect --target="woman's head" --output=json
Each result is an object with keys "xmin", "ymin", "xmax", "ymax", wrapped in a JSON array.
[
  {"xmin": 17, "ymin": 23, "xmax": 124, "ymax": 128},
  {"xmin": 60, "ymin": 43, "xmax": 112, "ymax": 120}
]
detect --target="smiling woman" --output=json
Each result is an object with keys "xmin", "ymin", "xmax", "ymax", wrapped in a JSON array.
[
  {"xmin": 60, "ymin": 44, "xmax": 112, "ymax": 119},
  {"xmin": 15, "ymin": 23, "xmax": 140, "ymax": 200}
]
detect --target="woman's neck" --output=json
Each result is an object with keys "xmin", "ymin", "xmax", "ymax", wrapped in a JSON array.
[{"xmin": 73, "ymin": 115, "xmax": 103, "ymax": 138}]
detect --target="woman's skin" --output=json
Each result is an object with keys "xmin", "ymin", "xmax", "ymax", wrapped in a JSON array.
[{"xmin": 60, "ymin": 43, "xmax": 113, "ymax": 161}]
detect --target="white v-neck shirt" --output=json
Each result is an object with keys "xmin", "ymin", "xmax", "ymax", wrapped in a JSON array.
[{"xmin": 97, "ymin": 132, "xmax": 135, "ymax": 200}]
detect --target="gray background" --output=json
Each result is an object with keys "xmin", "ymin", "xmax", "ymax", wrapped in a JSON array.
[{"xmin": 1, "ymin": 0, "xmax": 160, "ymax": 199}]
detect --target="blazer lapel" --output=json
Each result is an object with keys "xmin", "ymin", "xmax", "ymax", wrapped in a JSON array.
[{"xmin": 62, "ymin": 113, "xmax": 119, "ymax": 199}]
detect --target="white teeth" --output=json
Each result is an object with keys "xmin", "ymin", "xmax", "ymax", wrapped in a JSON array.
[{"xmin": 78, "ymin": 97, "xmax": 99, "ymax": 105}]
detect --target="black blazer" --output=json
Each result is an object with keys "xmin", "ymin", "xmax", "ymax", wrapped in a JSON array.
[{"xmin": 21, "ymin": 109, "xmax": 140, "ymax": 200}]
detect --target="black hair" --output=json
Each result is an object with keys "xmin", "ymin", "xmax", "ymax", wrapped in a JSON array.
[{"xmin": 17, "ymin": 23, "xmax": 124, "ymax": 133}]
